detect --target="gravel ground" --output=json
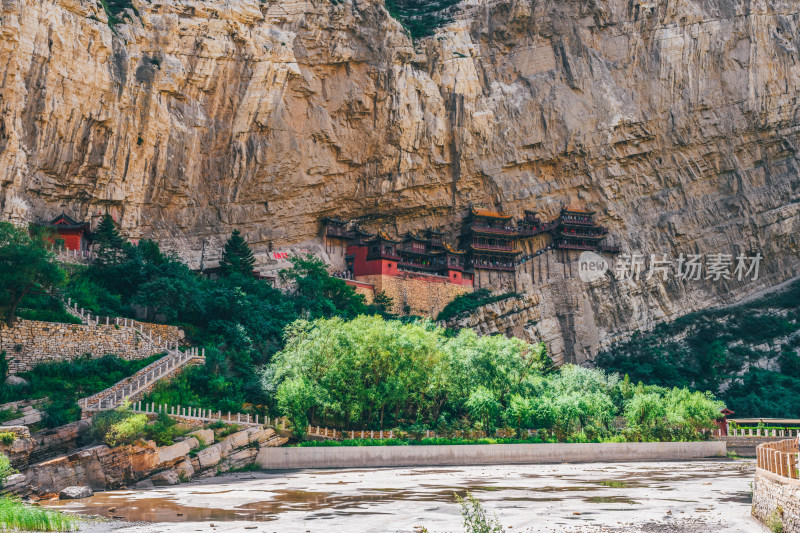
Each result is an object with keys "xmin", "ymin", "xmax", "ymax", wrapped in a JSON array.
[{"xmin": 44, "ymin": 460, "xmax": 766, "ymax": 533}]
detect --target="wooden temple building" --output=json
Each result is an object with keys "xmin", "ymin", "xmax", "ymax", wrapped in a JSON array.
[
  {"xmin": 32, "ymin": 213, "xmax": 92, "ymax": 251},
  {"xmin": 321, "ymin": 202, "xmax": 618, "ymax": 301},
  {"xmin": 340, "ymin": 229, "xmax": 473, "ymax": 287},
  {"xmin": 460, "ymin": 207, "xmax": 520, "ymax": 273},
  {"xmin": 552, "ymin": 206, "xmax": 610, "ymax": 252}
]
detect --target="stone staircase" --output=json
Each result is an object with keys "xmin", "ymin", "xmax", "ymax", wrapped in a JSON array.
[
  {"xmin": 79, "ymin": 347, "xmax": 205, "ymax": 412},
  {"xmin": 60, "ymin": 298, "xmax": 205, "ymax": 413}
]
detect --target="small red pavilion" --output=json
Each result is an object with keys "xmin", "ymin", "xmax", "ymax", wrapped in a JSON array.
[{"xmin": 33, "ymin": 213, "xmax": 91, "ymax": 251}]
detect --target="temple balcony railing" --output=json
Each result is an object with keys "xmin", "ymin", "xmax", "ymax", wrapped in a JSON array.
[
  {"xmin": 398, "ymin": 261, "xmax": 438, "ymax": 271},
  {"xmin": 555, "ymin": 241, "xmax": 600, "ymax": 251},
  {"xmin": 469, "ymin": 263, "xmax": 516, "ymax": 272},
  {"xmin": 559, "ymin": 218, "xmax": 596, "ymax": 226},
  {"xmin": 366, "ymin": 252, "xmax": 402, "ymax": 262},
  {"xmin": 601, "ymin": 244, "xmax": 621, "ymax": 254},
  {"xmin": 325, "ymin": 227, "xmax": 352, "ymax": 239},
  {"xmin": 470, "ymin": 243, "xmax": 517, "ymax": 252},
  {"xmin": 558, "ymin": 230, "xmax": 607, "ymax": 240},
  {"xmin": 467, "ymin": 223, "xmax": 518, "ymax": 236}
]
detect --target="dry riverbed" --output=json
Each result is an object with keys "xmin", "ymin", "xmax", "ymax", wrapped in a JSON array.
[{"xmin": 44, "ymin": 460, "xmax": 765, "ymax": 532}]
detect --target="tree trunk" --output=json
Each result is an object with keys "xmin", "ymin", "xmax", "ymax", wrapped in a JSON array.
[{"xmin": 5, "ymin": 291, "xmax": 25, "ymax": 327}]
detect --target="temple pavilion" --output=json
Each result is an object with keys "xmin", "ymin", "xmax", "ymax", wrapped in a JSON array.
[
  {"xmin": 459, "ymin": 207, "xmax": 520, "ymax": 272},
  {"xmin": 552, "ymin": 206, "xmax": 609, "ymax": 252},
  {"xmin": 32, "ymin": 213, "xmax": 91, "ymax": 251}
]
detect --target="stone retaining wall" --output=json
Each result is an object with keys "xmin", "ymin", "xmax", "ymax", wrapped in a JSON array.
[
  {"xmin": 753, "ymin": 468, "xmax": 800, "ymax": 532},
  {"xmin": 357, "ymin": 273, "xmax": 471, "ymax": 317},
  {"xmin": 0, "ymin": 319, "xmax": 183, "ymax": 374},
  {"xmin": 258, "ymin": 440, "xmax": 726, "ymax": 469}
]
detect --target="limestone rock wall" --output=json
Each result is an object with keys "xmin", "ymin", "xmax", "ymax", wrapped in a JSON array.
[
  {"xmin": 2, "ymin": 0, "xmax": 800, "ymax": 361},
  {"xmin": 4, "ymin": 424, "xmax": 288, "ymax": 496}
]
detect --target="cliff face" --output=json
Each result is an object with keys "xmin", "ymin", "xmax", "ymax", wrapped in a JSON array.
[{"xmin": 2, "ymin": 0, "xmax": 800, "ymax": 363}]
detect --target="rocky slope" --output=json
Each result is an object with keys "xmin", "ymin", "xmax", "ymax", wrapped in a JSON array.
[{"xmin": 1, "ymin": 0, "xmax": 799, "ymax": 362}]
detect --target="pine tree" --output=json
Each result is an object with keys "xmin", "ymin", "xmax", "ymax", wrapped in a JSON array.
[
  {"xmin": 93, "ymin": 213, "xmax": 126, "ymax": 266},
  {"xmin": 221, "ymin": 229, "xmax": 256, "ymax": 276}
]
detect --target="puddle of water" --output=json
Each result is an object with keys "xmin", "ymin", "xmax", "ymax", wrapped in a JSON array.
[
  {"xmin": 43, "ymin": 485, "xmax": 525, "ymax": 523},
  {"xmin": 585, "ymin": 496, "xmax": 641, "ymax": 505},
  {"xmin": 719, "ymin": 493, "xmax": 752, "ymax": 504}
]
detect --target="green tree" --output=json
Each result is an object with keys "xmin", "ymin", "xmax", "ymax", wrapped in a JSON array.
[
  {"xmin": 372, "ymin": 290, "xmax": 395, "ymax": 316},
  {"xmin": 465, "ymin": 387, "xmax": 501, "ymax": 436},
  {"xmin": 623, "ymin": 389, "xmax": 666, "ymax": 430},
  {"xmin": 93, "ymin": 213, "xmax": 126, "ymax": 267},
  {"xmin": 276, "ymin": 377, "xmax": 315, "ymax": 437},
  {"xmin": 221, "ymin": 230, "xmax": 256, "ymax": 276},
  {"xmin": 0, "ymin": 223, "xmax": 64, "ymax": 326},
  {"xmin": 280, "ymin": 255, "xmax": 367, "ymax": 319}
]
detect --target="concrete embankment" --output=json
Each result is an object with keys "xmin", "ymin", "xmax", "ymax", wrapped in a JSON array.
[{"xmin": 257, "ymin": 441, "xmax": 726, "ymax": 469}]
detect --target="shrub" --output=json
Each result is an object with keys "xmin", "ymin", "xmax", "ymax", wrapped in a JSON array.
[
  {"xmin": 455, "ymin": 491, "xmax": 504, "ymax": 533},
  {"xmin": 104, "ymin": 413, "xmax": 148, "ymax": 447},
  {"xmin": 143, "ymin": 412, "xmax": 183, "ymax": 446},
  {"xmin": 92, "ymin": 405, "xmax": 136, "ymax": 442},
  {"xmin": 436, "ymin": 290, "xmax": 520, "ymax": 322},
  {"xmin": 0, "ymin": 433, "xmax": 15, "ymax": 446}
]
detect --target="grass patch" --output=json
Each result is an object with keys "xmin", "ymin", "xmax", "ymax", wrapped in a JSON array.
[
  {"xmin": 436, "ymin": 289, "xmax": 520, "ymax": 322},
  {"xmin": 0, "ymin": 497, "xmax": 79, "ymax": 531}
]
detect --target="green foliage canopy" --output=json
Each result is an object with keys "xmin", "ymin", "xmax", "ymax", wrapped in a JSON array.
[{"xmin": 0, "ymin": 222, "xmax": 64, "ymax": 326}]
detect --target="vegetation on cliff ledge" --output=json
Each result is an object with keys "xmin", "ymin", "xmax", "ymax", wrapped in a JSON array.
[
  {"xmin": 436, "ymin": 289, "xmax": 521, "ymax": 323},
  {"xmin": 384, "ymin": 0, "xmax": 462, "ymax": 39},
  {"xmin": 595, "ymin": 279, "xmax": 800, "ymax": 418}
]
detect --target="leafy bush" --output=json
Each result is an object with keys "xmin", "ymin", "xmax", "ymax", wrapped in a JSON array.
[
  {"xmin": 268, "ymin": 315, "xmax": 723, "ymax": 442},
  {"xmin": 91, "ymin": 406, "xmax": 136, "ymax": 443},
  {"xmin": 0, "ymin": 433, "xmax": 15, "ymax": 446},
  {"xmin": 104, "ymin": 413, "xmax": 148, "ymax": 447},
  {"xmin": 266, "ymin": 316, "xmax": 549, "ymax": 434},
  {"xmin": 143, "ymin": 412, "xmax": 184, "ymax": 446},
  {"xmin": 436, "ymin": 290, "xmax": 520, "ymax": 322}
]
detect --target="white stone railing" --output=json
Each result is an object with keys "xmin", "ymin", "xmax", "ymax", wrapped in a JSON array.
[
  {"xmin": 54, "ymin": 248, "xmax": 95, "ymax": 264},
  {"xmin": 79, "ymin": 347, "xmax": 204, "ymax": 411},
  {"xmin": 129, "ymin": 402, "xmax": 289, "ymax": 429},
  {"xmin": 728, "ymin": 427, "xmax": 800, "ymax": 438},
  {"xmin": 65, "ymin": 298, "xmax": 176, "ymax": 349},
  {"xmin": 306, "ymin": 426, "xmax": 537, "ymax": 441}
]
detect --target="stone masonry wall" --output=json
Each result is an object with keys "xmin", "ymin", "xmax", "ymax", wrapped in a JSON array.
[
  {"xmin": 358, "ymin": 273, "xmax": 471, "ymax": 317},
  {"xmin": 0, "ymin": 319, "xmax": 183, "ymax": 374},
  {"xmin": 753, "ymin": 469, "xmax": 800, "ymax": 532},
  {"xmin": 344, "ymin": 279, "xmax": 375, "ymax": 305}
]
